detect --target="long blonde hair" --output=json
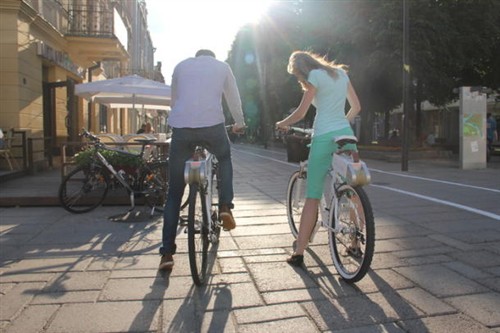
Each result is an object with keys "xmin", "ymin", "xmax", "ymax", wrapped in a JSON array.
[{"xmin": 287, "ymin": 51, "xmax": 347, "ymax": 90}]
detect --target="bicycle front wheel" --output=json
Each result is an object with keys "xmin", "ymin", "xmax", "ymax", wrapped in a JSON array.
[
  {"xmin": 329, "ymin": 185, "xmax": 374, "ymax": 283},
  {"xmin": 187, "ymin": 184, "xmax": 210, "ymax": 286},
  {"xmin": 286, "ymin": 170, "xmax": 307, "ymax": 238},
  {"xmin": 59, "ymin": 165, "xmax": 110, "ymax": 213},
  {"xmin": 140, "ymin": 161, "xmax": 168, "ymax": 213}
]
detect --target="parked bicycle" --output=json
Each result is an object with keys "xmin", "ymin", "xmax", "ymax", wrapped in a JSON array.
[
  {"xmin": 183, "ymin": 139, "xmax": 222, "ymax": 285},
  {"xmin": 59, "ymin": 129, "xmax": 168, "ymax": 215},
  {"xmin": 286, "ymin": 127, "xmax": 375, "ymax": 283}
]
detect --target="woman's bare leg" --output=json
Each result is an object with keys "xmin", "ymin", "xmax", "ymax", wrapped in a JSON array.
[{"xmin": 293, "ymin": 198, "xmax": 320, "ymax": 255}]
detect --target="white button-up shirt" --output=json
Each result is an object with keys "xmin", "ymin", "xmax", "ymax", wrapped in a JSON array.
[{"xmin": 168, "ymin": 55, "xmax": 245, "ymax": 128}]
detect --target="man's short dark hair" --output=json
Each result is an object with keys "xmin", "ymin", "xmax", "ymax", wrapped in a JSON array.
[{"xmin": 195, "ymin": 49, "xmax": 216, "ymax": 57}]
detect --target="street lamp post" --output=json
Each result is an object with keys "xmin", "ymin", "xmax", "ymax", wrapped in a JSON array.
[{"xmin": 401, "ymin": 0, "xmax": 411, "ymax": 171}]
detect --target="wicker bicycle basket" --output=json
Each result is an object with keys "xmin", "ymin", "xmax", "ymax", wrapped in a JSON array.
[{"xmin": 285, "ymin": 134, "xmax": 311, "ymax": 163}]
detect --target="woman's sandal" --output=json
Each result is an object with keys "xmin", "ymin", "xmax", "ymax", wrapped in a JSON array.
[{"xmin": 286, "ymin": 254, "xmax": 304, "ymax": 267}]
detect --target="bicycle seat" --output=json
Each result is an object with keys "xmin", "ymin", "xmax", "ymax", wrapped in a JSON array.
[
  {"xmin": 334, "ymin": 135, "xmax": 358, "ymax": 147},
  {"xmin": 188, "ymin": 141, "xmax": 212, "ymax": 151}
]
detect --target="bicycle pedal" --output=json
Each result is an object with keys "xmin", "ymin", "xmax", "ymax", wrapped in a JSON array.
[
  {"xmin": 183, "ymin": 227, "xmax": 201, "ymax": 234},
  {"xmin": 179, "ymin": 216, "xmax": 188, "ymax": 226},
  {"xmin": 209, "ymin": 234, "xmax": 219, "ymax": 244}
]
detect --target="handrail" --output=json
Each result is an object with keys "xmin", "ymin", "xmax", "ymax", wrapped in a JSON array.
[{"xmin": 12, "ymin": 130, "xmax": 27, "ymax": 170}]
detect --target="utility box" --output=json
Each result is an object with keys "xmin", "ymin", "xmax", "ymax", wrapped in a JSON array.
[{"xmin": 459, "ymin": 86, "xmax": 487, "ymax": 169}]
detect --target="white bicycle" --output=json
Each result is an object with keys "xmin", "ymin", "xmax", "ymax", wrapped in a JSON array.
[
  {"xmin": 286, "ymin": 127, "xmax": 375, "ymax": 283},
  {"xmin": 183, "ymin": 141, "xmax": 221, "ymax": 286}
]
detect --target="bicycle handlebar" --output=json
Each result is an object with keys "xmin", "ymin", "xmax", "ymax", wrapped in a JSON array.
[
  {"xmin": 226, "ymin": 124, "xmax": 246, "ymax": 135},
  {"xmin": 80, "ymin": 128, "xmax": 100, "ymax": 143},
  {"xmin": 287, "ymin": 127, "xmax": 313, "ymax": 136}
]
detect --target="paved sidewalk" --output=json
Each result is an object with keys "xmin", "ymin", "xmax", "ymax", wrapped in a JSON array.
[{"xmin": 1, "ymin": 144, "xmax": 499, "ymax": 332}]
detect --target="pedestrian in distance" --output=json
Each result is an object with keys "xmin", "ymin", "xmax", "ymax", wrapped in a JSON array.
[
  {"xmin": 487, "ymin": 112, "xmax": 498, "ymax": 162},
  {"xmin": 145, "ymin": 122, "xmax": 154, "ymax": 133},
  {"xmin": 136, "ymin": 124, "xmax": 146, "ymax": 134},
  {"xmin": 159, "ymin": 49, "xmax": 246, "ymax": 271},
  {"xmin": 276, "ymin": 50, "xmax": 362, "ymax": 266}
]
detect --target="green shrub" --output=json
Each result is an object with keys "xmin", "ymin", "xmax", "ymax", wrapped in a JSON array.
[{"xmin": 74, "ymin": 148, "xmax": 142, "ymax": 168}]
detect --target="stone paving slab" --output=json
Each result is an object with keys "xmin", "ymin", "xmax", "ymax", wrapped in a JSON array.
[
  {"xmin": 445, "ymin": 292, "xmax": 500, "ymax": 327},
  {"xmin": 394, "ymin": 264, "xmax": 488, "ymax": 297},
  {"xmin": 399, "ymin": 313, "xmax": 494, "ymax": 333}
]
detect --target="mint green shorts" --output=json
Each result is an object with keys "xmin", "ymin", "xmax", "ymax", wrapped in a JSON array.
[{"xmin": 306, "ymin": 127, "xmax": 357, "ymax": 199}]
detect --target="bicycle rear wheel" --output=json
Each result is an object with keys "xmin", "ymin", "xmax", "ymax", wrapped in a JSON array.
[
  {"xmin": 286, "ymin": 170, "xmax": 307, "ymax": 238},
  {"xmin": 140, "ymin": 161, "xmax": 168, "ymax": 213},
  {"xmin": 329, "ymin": 185, "xmax": 374, "ymax": 283},
  {"xmin": 207, "ymin": 167, "xmax": 221, "ymax": 243},
  {"xmin": 187, "ymin": 184, "xmax": 209, "ymax": 286},
  {"xmin": 180, "ymin": 186, "xmax": 190, "ymax": 210},
  {"xmin": 59, "ymin": 165, "xmax": 110, "ymax": 213}
]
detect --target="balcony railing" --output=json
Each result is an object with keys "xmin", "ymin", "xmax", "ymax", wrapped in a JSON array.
[
  {"xmin": 24, "ymin": 0, "xmax": 115, "ymax": 38},
  {"xmin": 66, "ymin": 4, "xmax": 114, "ymax": 38},
  {"xmin": 24, "ymin": 0, "xmax": 69, "ymax": 32}
]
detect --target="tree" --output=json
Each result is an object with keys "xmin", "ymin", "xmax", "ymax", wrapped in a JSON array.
[{"xmin": 228, "ymin": 0, "xmax": 500, "ymax": 145}]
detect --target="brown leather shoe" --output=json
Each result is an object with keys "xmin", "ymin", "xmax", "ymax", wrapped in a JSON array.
[
  {"xmin": 219, "ymin": 205, "xmax": 236, "ymax": 230},
  {"xmin": 158, "ymin": 254, "xmax": 174, "ymax": 271}
]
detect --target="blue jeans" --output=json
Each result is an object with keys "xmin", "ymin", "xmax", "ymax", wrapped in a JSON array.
[{"xmin": 160, "ymin": 123, "xmax": 234, "ymax": 255}]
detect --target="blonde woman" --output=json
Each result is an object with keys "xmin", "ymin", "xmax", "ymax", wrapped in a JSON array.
[{"xmin": 276, "ymin": 50, "xmax": 361, "ymax": 266}]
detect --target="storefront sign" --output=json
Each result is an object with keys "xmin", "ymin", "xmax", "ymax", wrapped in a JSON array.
[{"xmin": 36, "ymin": 42, "xmax": 85, "ymax": 77}]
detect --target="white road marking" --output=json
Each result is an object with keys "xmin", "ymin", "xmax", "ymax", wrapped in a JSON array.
[
  {"xmin": 234, "ymin": 148, "xmax": 296, "ymax": 167},
  {"xmin": 370, "ymin": 168, "xmax": 500, "ymax": 193},
  {"xmin": 371, "ymin": 184, "xmax": 500, "ymax": 221}
]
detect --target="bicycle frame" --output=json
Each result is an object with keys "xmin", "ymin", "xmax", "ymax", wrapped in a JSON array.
[
  {"xmin": 296, "ymin": 148, "xmax": 371, "ymax": 243},
  {"xmin": 184, "ymin": 147, "xmax": 217, "ymax": 222},
  {"xmin": 94, "ymin": 150, "xmax": 137, "ymax": 210}
]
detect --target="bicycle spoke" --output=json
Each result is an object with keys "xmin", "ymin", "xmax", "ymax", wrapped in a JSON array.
[{"xmin": 59, "ymin": 166, "xmax": 109, "ymax": 213}]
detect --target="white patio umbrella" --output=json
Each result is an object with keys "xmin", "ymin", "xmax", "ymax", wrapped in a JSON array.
[{"xmin": 75, "ymin": 74, "xmax": 171, "ymax": 110}]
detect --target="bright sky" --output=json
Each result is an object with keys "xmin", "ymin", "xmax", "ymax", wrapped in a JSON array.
[{"xmin": 146, "ymin": 0, "xmax": 273, "ymax": 85}]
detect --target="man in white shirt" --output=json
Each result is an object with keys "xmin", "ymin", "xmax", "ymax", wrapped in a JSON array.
[{"xmin": 159, "ymin": 49, "xmax": 246, "ymax": 271}]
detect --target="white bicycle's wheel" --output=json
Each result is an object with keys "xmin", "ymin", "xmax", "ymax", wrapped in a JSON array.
[
  {"xmin": 187, "ymin": 185, "xmax": 209, "ymax": 286},
  {"xmin": 286, "ymin": 171, "xmax": 307, "ymax": 238},
  {"xmin": 329, "ymin": 185, "xmax": 374, "ymax": 283}
]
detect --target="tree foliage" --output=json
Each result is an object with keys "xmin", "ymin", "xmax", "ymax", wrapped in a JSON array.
[{"xmin": 227, "ymin": 0, "xmax": 500, "ymax": 144}]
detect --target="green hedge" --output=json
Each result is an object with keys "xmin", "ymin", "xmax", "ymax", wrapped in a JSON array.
[{"xmin": 74, "ymin": 148, "xmax": 142, "ymax": 168}]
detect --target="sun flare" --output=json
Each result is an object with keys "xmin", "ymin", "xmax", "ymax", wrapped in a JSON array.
[{"xmin": 147, "ymin": 0, "xmax": 273, "ymax": 83}]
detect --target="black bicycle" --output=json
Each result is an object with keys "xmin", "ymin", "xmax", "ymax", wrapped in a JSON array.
[{"xmin": 59, "ymin": 129, "xmax": 168, "ymax": 215}]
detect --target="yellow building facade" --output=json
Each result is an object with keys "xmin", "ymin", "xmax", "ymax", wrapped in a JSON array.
[{"xmin": 0, "ymin": 0, "xmax": 149, "ymax": 170}]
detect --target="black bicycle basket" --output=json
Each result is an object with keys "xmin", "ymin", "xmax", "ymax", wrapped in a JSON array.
[{"xmin": 285, "ymin": 134, "xmax": 311, "ymax": 163}]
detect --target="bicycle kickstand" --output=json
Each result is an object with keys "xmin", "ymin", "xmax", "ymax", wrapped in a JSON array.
[
  {"xmin": 149, "ymin": 205, "xmax": 156, "ymax": 218},
  {"xmin": 127, "ymin": 192, "xmax": 136, "ymax": 212}
]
